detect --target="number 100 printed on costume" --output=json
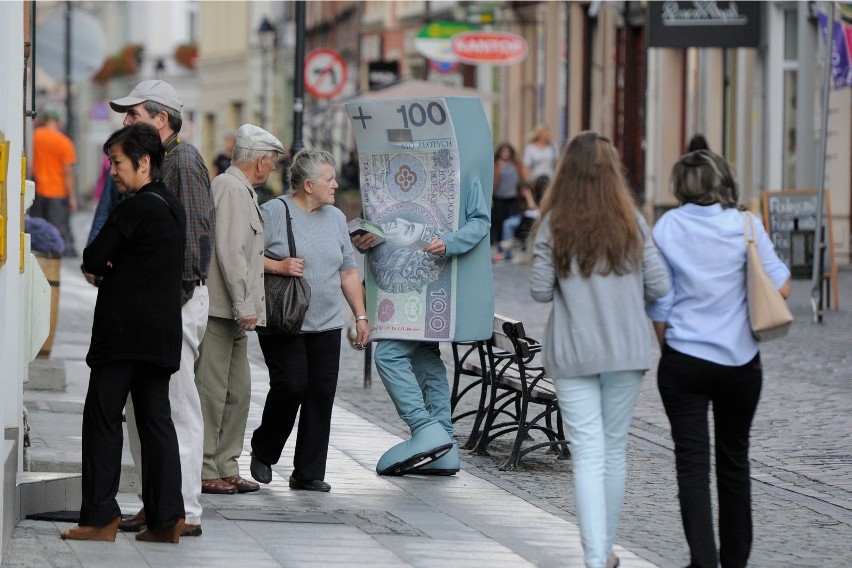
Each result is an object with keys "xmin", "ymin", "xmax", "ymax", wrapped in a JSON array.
[{"xmin": 346, "ymin": 97, "xmax": 494, "ymax": 342}]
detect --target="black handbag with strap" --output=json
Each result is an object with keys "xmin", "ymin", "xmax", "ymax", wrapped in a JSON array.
[{"xmin": 261, "ymin": 198, "xmax": 311, "ymax": 335}]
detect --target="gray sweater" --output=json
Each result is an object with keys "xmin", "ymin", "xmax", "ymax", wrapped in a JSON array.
[{"xmin": 530, "ymin": 213, "xmax": 670, "ymax": 378}]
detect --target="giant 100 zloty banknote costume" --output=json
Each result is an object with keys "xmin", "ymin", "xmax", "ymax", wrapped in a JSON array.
[{"xmin": 346, "ymin": 97, "xmax": 494, "ymax": 342}]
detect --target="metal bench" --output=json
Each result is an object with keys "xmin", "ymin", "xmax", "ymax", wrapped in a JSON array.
[{"xmin": 451, "ymin": 314, "xmax": 569, "ymax": 471}]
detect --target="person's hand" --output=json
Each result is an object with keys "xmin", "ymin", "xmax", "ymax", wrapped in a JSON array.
[
  {"xmin": 237, "ymin": 314, "xmax": 258, "ymax": 331},
  {"xmin": 69, "ymin": 195, "xmax": 78, "ymax": 213},
  {"xmin": 354, "ymin": 319, "xmax": 370, "ymax": 348},
  {"xmin": 351, "ymin": 233, "xmax": 379, "ymax": 252},
  {"xmin": 424, "ymin": 238, "xmax": 446, "ymax": 257},
  {"xmin": 282, "ymin": 257, "xmax": 304, "ymax": 277},
  {"xmin": 84, "ymin": 272, "xmax": 97, "ymax": 286}
]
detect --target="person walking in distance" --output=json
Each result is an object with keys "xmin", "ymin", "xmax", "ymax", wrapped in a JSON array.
[
  {"xmin": 108, "ymin": 79, "xmax": 215, "ymax": 537},
  {"xmin": 30, "ymin": 110, "xmax": 79, "ymax": 257}
]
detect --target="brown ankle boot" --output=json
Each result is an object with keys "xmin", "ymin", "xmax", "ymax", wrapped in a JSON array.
[
  {"xmin": 135, "ymin": 518, "xmax": 182, "ymax": 543},
  {"xmin": 60, "ymin": 516, "xmax": 121, "ymax": 541}
]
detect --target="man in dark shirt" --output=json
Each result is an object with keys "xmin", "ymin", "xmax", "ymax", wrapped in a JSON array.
[
  {"xmin": 109, "ymin": 79, "xmax": 215, "ymax": 536},
  {"xmin": 210, "ymin": 132, "xmax": 235, "ymax": 178}
]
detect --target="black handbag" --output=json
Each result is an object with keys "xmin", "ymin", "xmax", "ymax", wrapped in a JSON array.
[{"xmin": 263, "ymin": 199, "xmax": 311, "ymax": 335}]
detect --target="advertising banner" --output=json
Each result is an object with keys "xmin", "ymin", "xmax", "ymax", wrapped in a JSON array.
[{"xmin": 817, "ymin": 10, "xmax": 852, "ymax": 89}]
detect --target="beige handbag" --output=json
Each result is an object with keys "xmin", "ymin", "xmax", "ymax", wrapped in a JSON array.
[{"xmin": 742, "ymin": 212, "xmax": 793, "ymax": 341}]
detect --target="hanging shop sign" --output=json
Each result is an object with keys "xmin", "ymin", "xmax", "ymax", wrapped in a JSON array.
[
  {"xmin": 414, "ymin": 21, "xmax": 474, "ymax": 63},
  {"xmin": 305, "ymin": 48, "xmax": 348, "ymax": 99},
  {"xmin": 450, "ymin": 31, "xmax": 528, "ymax": 66},
  {"xmin": 647, "ymin": 1, "xmax": 762, "ymax": 48}
]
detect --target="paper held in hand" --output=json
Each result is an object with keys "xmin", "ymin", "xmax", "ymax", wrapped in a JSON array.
[{"xmin": 347, "ymin": 218, "xmax": 387, "ymax": 244}]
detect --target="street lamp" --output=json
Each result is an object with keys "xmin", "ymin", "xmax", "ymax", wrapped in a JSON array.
[{"xmin": 258, "ymin": 16, "xmax": 276, "ymax": 129}]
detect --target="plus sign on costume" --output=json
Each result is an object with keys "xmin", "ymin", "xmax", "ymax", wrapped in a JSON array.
[{"xmin": 346, "ymin": 97, "xmax": 494, "ymax": 475}]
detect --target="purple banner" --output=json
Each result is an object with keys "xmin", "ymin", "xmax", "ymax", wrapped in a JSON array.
[{"xmin": 817, "ymin": 11, "xmax": 852, "ymax": 89}]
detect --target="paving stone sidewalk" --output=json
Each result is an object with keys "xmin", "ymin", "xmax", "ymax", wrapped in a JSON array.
[
  {"xmin": 6, "ymin": 211, "xmax": 851, "ymax": 567},
  {"xmin": 334, "ymin": 263, "xmax": 852, "ymax": 568}
]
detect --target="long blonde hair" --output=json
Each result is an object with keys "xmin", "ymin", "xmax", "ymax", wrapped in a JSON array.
[{"xmin": 536, "ymin": 131, "xmax": 641, "ymax": 278}]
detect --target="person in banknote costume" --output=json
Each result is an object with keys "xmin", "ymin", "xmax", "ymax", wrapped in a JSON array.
[{"xmin": 347, "ymin": 97, "xmax": 493, "ymax": 476}]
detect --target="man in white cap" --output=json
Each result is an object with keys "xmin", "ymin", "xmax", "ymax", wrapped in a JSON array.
[
  {"xmin": 109, "ymin": 79, "xmax": 214, "ymax": 535},
  {"xmin": 194, "ymin": 125, "xmax": 286, "ymax": 495}
]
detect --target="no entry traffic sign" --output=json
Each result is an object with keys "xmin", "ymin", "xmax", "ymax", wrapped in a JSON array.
[{"xmin": 305, "ymin": 48, "xmax": 348, "ymax": 99}]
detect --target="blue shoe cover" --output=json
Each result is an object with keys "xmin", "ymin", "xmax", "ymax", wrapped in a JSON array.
[
  {"xmin": 376, "ymin": 422, "xmax": 453, "ymax": 476},
  {"xmin": 405, "ymin": 443, "xmax": 459, "ymax": 476}
]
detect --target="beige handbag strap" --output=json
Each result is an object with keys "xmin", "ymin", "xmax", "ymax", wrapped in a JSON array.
[{"xmin": 742, "ymin": 211, "xmax": 756, "ymax": 246}]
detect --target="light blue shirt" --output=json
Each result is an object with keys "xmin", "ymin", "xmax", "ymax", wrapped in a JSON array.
[{"xmin": 646, "ymin": 203, "xmax": 791, "ymax": 366}]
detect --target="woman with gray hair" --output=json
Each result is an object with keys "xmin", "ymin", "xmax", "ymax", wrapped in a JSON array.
[
  {"xmin": 249, "ymin": 149, "xmax": 369, "ymax": 492},
  {"xmin": 646, "ymin": 149, "xmax": 791, "ymax": 568},
  {"xmin": 195, "ymin": 124, "xmax": 285, "ymax": 497}
]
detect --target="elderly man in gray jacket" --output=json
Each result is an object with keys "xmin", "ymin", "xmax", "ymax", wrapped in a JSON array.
[{"xmin": 195, "ymin": 125, "xmax": 286, "ymax": 495}]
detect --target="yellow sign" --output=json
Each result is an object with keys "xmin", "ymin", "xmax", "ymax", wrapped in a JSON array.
[{"xmin": 0, "ymin": 134, "xmax": 9, "ymax": 267}]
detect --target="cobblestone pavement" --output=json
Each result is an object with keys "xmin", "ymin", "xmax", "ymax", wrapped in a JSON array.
[{"xmin": 327, "ymin": 262, "xmax": 852, "ymax": 568}]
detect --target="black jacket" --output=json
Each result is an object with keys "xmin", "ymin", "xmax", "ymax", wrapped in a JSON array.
[{"xmin": 84, "ymin": 181, "xmax": 186, "ymax": 372}]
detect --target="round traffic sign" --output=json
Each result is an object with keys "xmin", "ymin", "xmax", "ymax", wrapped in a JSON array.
[
  {"xmin": 36, "ymin": 9, "xmax": 107, "ymax": 82},
  {"xmin": 304, "ymin": 48, "xmax": 348, "ymax": 99}
]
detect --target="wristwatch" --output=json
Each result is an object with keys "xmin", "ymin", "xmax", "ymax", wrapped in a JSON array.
[{"xmin": 355, "ymin": 315, "xmax": 368, "ymax": 322}]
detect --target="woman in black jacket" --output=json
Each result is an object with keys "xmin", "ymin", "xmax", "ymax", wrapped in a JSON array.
[{"xmin": 61, "ymin": 123, "xmax": 187, "ymax": 543}]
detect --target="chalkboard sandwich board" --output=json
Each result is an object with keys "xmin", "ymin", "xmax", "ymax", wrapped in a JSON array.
[{"xmin": 762, "ymin": 189, "xmax": 838, "ymax": 309}]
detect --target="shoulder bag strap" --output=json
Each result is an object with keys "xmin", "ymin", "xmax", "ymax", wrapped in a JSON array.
[
  {"xmin": 140, "ymin": 190, "xmax": 181, "ymax": 226},
  {"xmin": 741, "ymin": 211, "xmax": 755, "ymax": 244},
  {"xmin": 281, "ymin": 198, "xmax": 297, "ymax": 258}
]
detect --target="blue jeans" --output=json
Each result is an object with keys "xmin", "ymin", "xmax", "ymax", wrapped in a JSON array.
[
  {"xmin": 502, "ymin": 214, "xmax": 522, "ymax": 243},
  {"xmin": 554, "ymin": 370, "xmax": 644, "ymax": 568}
]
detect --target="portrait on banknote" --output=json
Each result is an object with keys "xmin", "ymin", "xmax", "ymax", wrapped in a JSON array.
[{"xmin": 359, "ymin": 147, "xmax": 460, "ymax": 341}]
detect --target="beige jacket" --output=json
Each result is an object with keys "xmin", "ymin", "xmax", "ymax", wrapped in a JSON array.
[{"xmin": 206, "ymin": 166, "xmax": 266, "ymax": 324}]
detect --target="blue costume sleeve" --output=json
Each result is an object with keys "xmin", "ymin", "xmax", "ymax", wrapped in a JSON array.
[{"xmin": 442, "ymin": 178, "xmax": 490, "ymax": 258}]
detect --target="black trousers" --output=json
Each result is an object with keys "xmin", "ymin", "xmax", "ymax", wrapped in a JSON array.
[
  {"xmin": 252, "ymin": 329, "xmax": 341, "ymax": 481},
  {"xmin": 81, "ymin": 361, "xmax": 184, "ymax": 528},
  {"xmin": 657, "ymin": 345, "xmax": 762, "ymax": 568},
  {"xmin": 491, "ymin": 197, "xmax": 519, "ymax": 246}
]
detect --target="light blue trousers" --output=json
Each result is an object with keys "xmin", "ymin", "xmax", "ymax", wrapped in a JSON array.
[
  {"xmin": 374, "ymin": 340, "xmax": 453, "ymax": 437},
  {"xmin": 554, "ymin": 370, "xmax": 644, "ymax": 568}
]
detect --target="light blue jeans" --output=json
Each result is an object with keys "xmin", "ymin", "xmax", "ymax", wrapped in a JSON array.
[{"xmin": 554, "ymin": 370, "xmax": 644, "ymax": 568}]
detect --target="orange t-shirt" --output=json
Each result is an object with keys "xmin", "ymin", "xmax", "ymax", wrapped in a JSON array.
[{"xmin": 32, "ymin": 126, "xmax": 76, "ymax": 198}]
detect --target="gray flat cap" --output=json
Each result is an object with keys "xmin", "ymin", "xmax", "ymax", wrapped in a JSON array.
[
  {"xmin": 110, "ymin": 80, "xmax": 183, "ymax": 113},
  {"xmin": 234, "ymin": 124, "xmax": 286, "ymax": 155}
]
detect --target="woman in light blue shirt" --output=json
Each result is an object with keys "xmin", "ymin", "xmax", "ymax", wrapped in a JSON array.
[{"xmin": 646, "ymin": 150, "xmax": 791, "ymax": 568}]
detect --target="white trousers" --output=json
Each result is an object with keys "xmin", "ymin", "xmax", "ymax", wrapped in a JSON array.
[
  {"xmin": 126, "ymin": 286, "xmax": 208, "ymax": 526},
  {"xmin": 553, "ymin": 370, "xmax": 643, "ymax": 568}
]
